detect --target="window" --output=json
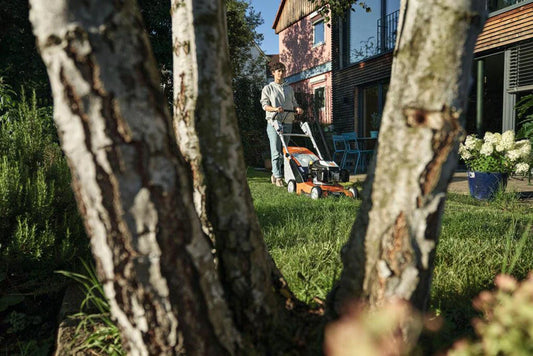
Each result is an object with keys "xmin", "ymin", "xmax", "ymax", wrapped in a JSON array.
[
  {"xmin": 465, "ymin": 54, "xmax": 504, "ymax": 135},
  {"xmin": 348, "ymin": 0, "xmax": 381, "ymax": 63},
  {"xmin": 509, "ymin": 38, "xmax": 533, "ymax": 91},
  {"xmin": 360, "ymin": 83, "xmax": 388, "ymax": 136},
  {"xmin": 342, "ymin": 0, "xmax": 400, "ymax": 65},
  {"xmin": 313, "ymin": 20, "xmax": 325, "ymax": 46},
  {"xmin": 487, "ymin": 0, "xmax": 531, "ymax": 13},
  {"xmin": 314, "ymin": 87, "xmax": 325, "ymax": 112}
]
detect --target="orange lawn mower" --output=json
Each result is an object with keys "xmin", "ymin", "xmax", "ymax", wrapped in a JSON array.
[{"xmin": 274, "ymin": 110, "xmax": 358, "ymax": 199}]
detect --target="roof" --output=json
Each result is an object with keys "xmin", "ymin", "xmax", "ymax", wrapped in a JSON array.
[
  {"xmin": 272, "ymin": 0, "xmax": 319, "ymax": 34},
  {"xmin": 272, "ymin": 0, "xmax": 286, "ymax": 30}
]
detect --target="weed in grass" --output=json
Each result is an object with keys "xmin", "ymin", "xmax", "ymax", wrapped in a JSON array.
[
  {"xmin": 57, "ymin": 260, "xmax": 123, "ymax": 355},
  {"xmin": 501, "ymin": 219, "xmax": 532, "ymax": 275}
]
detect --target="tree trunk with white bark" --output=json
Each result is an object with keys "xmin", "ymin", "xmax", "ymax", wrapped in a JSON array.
[
  {"xmin": 29, "ymin": 0, "xmax": 485, "ymax": 353},
  {"xmin": 332, "ymin": 0, "xmax": 486, "ymax": 318},
  {"xmin": 29, "ymin": 0, "xmax": 242, "ymax": 354},
  {"xmin": 170, "ymin": 0, "xmax": 313, "ymax": 350}
]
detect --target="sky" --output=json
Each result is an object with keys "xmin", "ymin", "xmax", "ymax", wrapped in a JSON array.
[{"xmin": 248, "ymin": 0, "xmax": 280, "ymax": 54}]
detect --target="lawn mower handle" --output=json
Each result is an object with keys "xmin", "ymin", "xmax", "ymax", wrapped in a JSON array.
[{"xmin": 271, "ymin": 108, "xmax": 301, "ymax": 123}]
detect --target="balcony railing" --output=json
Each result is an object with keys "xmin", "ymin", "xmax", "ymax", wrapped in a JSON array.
[
  {"xmin": 377, "ymin": 10, "xmax": 399, "ymax": 53},
  {"xmin": 487, "ymin": 0, "xmax": 531, "ymax": 13},
  {"xmin": 347, "ymin": 9, "xmax": 400, "ymax": 64}
]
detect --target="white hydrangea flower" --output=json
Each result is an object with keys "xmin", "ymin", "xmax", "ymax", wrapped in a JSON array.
[
  {"xmin": 495, "ymin": 144, "xmax": 505, "ymax": 152},
  {"xmin": 494, "ymin": 133, "xmax": 502, "ymax": 145},
  {"xmin": 484, "ymin": 132, "xmax": 501, "ymax": 146},
  {"xmin": 480, "ymin": 142, "xmax": 494, "ymax": 156},
  {"xmin": 464, "ymin": 135, "xmax": 481, "ymax": 150},
  {"xmin": 459, "ymin": 145, "xmax": 472, "ymax": 160},
  {"xmin": 501, "ymin": 130, "xmax": 515, "ymax": 150},
  {"xmin": 506, "ymin": 149, "xmax": 521, "ymax": 162},
  {"xmin": 515, "ymin": 140, "xmax": 531, "ymax": 158},
  {"xmin": 515, "ymin": 162, "xmax": 530, "ymax": 175}
]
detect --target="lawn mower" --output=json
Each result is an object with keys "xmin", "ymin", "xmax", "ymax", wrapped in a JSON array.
[{"xmin": 274, "ymin": 110, "xmax": 358, "ymax": 199}]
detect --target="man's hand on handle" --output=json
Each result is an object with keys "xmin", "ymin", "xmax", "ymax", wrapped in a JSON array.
[{"xmin": 273, "ymin": 120, "xmax": 283, "ymax": 133}]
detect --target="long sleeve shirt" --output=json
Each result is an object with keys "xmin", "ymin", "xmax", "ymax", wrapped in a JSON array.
[{"xmin": 260, "ymin": 81, "xmax": 300, "ymax": 123}]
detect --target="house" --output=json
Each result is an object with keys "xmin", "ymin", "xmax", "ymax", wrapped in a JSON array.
[
  {"xmin": 272, "ymin": 0, "xmax": 333, "ymax": 124},
  {"xmin": 465, "ymin": 0, "xmax": 533, "ymax": 135},
  {"xmin": 239, "ymin": 42, "xmax": 271, "ymax": 86},
  {"xmin": 332, "ymin": 0, "xmax": 533, "ymax": 136},
  {"xmin": 273, "ymin": 0, "xmax": 533, "ymax": 136},
  {"xmin": 331, "ymin": 0, "xmax": 400, "ymax": 136}
]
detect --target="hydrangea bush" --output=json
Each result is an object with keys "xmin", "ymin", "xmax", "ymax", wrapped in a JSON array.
[
  {"xmin": 459, "ymin": 131, "xmax": 531, "ymax": 175},
  {"xmin": 449, "ymin": 273, "xmax": 533, "ymax": 356}
]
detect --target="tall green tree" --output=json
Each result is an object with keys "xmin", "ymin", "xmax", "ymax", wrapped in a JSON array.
[{"xmin": 225, "ymin": 0, "xmax": 264, "ymax": 77}]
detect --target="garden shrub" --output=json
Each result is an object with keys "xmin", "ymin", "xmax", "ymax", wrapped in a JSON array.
[
  {"xmin": 0, "ymin": 81, "xmax": 89, "ymax": 354},
  {"xmin": 450, "ymin": 273, "xmax": 533, "ymax": 356},
  {"xmin": 0, "ymin": 82, "xmax": 88, "ymax": 274},
  {"xmin": 233, "ymin": 76, "xmax": 269, "ymax": 167}
]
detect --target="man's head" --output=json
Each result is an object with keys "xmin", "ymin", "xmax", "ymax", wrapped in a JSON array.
[
  {"xmin": 270, "ymin": 62, "xmax": 286, "ymax": 83},
  {"xmin": 270, "ymin": 62, "xmax": 286, "ymax": 73}
]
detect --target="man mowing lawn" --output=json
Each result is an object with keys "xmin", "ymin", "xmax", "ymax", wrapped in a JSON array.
[{"xmin": 260, "ymin": 61, "xmax": 303, "ymax": 187}]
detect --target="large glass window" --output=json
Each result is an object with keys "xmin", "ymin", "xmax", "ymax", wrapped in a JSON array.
[
  {"xmin": 465, "ymin": 53, "xmax": 504, "ymax": 135},
  {"xmin": 360, "ymin": 82, "xmax": 388, "ymax": 136},
  {"xmin": 348, "ymin": 0, "xmax": 381, "ymax": 63},
  {"xmin": 345, "ymin": 0, "xmax": 400, "ymax": 64},
  {"xmin": 487, "ymin": 0, "xmax": 531, "ymax": 13}
]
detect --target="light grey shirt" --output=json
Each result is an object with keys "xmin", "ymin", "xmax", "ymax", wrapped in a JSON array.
[{"xmin": 260, "ymin": 81, "xmax": 300, "ymax": 123}]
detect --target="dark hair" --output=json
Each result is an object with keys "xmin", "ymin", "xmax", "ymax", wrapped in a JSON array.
[{"xmin": 270, "ymin": 62, "xmax": 286, "ymax": 72}]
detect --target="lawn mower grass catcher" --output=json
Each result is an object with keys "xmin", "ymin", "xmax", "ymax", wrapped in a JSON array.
[{"xmin": 275, "ymin": 110, "xmax": 358, "ymax": 199}]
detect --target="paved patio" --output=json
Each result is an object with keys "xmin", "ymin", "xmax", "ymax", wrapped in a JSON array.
[{"xmin": 352, "ymin": 171, "xmax": 533, "ymax": 201}]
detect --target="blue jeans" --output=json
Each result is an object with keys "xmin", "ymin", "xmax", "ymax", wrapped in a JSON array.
[{"xmin": 267, "ymin": 122, "xmax": 292, "ymax": 179}]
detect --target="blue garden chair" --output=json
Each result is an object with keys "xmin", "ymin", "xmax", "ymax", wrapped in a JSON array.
[
  {"xmin": 341, "ymin": 132, "xmax": 374, "ymax": 173},
  {"xmin": 332, "ymin": 135, "xmax": 347, "ymax": 167}
]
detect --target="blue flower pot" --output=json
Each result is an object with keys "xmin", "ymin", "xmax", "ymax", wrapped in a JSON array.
[{"xmin": 467, "ymin": 171, "xmax": 508, "ymax": 200}]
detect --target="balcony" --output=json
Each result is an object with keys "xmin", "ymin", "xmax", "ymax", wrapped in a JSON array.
[
  {"xmin": 487, "ymin": 0, "xmax": 532, "ymax": 13},
  {"xmin": 377, "ymin": 10, "xmax": 399, "ymax": 54}
]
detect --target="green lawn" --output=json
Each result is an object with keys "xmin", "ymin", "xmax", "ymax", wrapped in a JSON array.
[
  {"xmin": 3, "ymin": 164, "xmax": 531, "ymax": 354},
  {"xmin": 248, "ymin": 168, "xmax": 533, "ymax": 351}
]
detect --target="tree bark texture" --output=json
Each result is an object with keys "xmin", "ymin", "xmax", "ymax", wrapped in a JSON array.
[
  {"xmin": 333, "ymin": 0, "xmax": 486, "ymax": 316},
  {"xmin": 29, "ymin": 0, "xmax": 241, "ymax": 354},
  {"xmin": 29, "ymin": 0, "xmax": 488, "ymax": 353},
  {"xmin": 171, "ymin": 0, "xmax": 311, "ymax": 351}
]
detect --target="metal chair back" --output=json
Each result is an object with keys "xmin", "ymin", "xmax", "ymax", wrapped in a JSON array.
[
  {"xmin": 341, "ymin": 132, "xmax": 374, "ymax": 173},
  {"xmin": 332, "ymin": 135, "xmax": 347, "ymax": 166}
]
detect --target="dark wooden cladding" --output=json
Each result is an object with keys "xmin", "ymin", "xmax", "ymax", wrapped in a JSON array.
[
  {"xmin": 332, "ymin": 53, "xmax": 393, "ymax": 132},
  {"xmin": 274, "ymin": 0, "xmax": 321, "ymax": 33},
  {"xmin": 475, "ymin": 2, "xmax": 533, "ymax": 53}
]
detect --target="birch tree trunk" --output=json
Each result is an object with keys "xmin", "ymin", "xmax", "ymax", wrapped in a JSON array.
[
  {"xmin": 332, "ymin": 0, "xmax": 486, "ymax": 317},
  {"xmin": 29, "ymin": 1, "xmax": 242, "ymax": 354},
  {"xmin": 29, "ymin": 0, "xmax": 487, "ymax": 353},
  {"xmin": 30, "ymin": 0, "xmax": 311, "ymax": 354},
  {"xmin": 170, "ymin": 0, "xmax": 309, "ymax": 348}
]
